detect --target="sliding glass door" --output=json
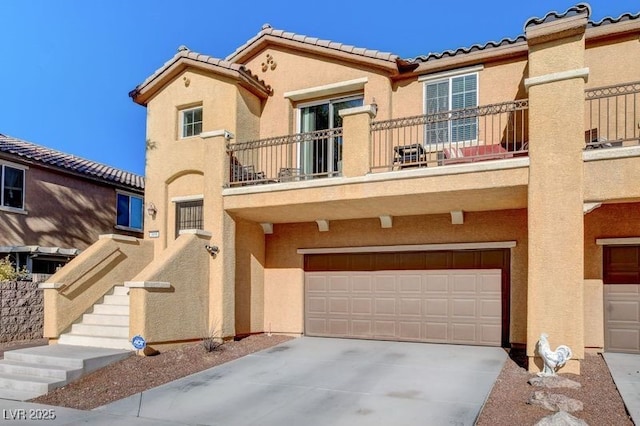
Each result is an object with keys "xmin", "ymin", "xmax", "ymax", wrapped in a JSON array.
[{"xmin": 299, "ymin": 96, "xmax": 363, "ymax": 177}]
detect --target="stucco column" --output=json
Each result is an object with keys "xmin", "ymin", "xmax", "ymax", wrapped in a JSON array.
[
  {"xmin": 339, "ymin": 104, "xmax": 377, "ymax": 178},
  {"xmin": 202, "ymin": 130, "xmax": 236, "ymax": 338},
  {"xmin": 525, "ymin": 12, "xmax": 589, "ymax": 374}
]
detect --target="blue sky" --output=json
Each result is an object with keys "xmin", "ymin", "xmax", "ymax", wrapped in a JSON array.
[{"xmin": 1, "ymin": 1, "xmax": 637, "ymax": 175}]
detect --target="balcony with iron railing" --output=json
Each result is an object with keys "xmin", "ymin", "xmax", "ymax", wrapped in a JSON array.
[
  {"xmin": 225, "ymin": 80, "xmax": 640, "ymax": 190},
  {"xmin": 585, "ymin": 81, "xmax": 640, "ymax": 149},
  {"xmin": 370, "ymin": 100, "xmax": 529, "ymax": 172}
]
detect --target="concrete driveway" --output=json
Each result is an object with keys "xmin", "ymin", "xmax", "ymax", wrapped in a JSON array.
[{"xmin": 98, "ymin": 337, "xmax": 506, "ymax": 426}]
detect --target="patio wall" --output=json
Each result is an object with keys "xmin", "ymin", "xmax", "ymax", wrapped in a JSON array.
[{"xmin": 0, "ymin": 280, "xmax": 43, "ymax": 343}]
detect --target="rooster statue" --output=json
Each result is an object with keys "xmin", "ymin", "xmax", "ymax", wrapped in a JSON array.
[{"xmin": 536, "ymin": 333, "xmax": 572, "ymax": 377}]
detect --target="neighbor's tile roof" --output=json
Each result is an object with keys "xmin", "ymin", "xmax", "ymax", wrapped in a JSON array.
[
  {"xmin": 0, "ymin": 133, "xmax": 144, "ymax": 190},
  {"xmin": 226, "ymin": 24, "xmax": 399, "ymax": 63}
]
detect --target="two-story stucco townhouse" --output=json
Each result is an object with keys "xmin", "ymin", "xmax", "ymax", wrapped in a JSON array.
[
  {"xmin": 42, "ymin": 3, "xmax": 640, "ymax": 373},
  {"xmin": 0, "ymin": 134, "xmax": 144, "ymax": 281}
]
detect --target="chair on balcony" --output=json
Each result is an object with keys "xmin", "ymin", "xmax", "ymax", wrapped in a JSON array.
[
  {"xmin": 230, "ymin": 160, "xmax": 265, "ymax": 186},
  {"xmin": 584, "ymin": 128, "xmax": 621, "ymax": 149},
  {"xmin": 278, "ymin": 167, "xmax": 302, "ymax": 182},
  {"xmin": 393, "ymin": 144, "xmax": 427, "ymax": 169}
]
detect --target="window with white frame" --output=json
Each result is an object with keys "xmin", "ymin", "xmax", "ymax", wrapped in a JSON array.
[
  {"xmin": 181, "ymin": 107, "xmax": 203, "ymax": 138},
  {"xmin": 424, "ymin": 73, "xmax": 478, "ymax": 144},
  {"xmin": 1, "ymin": 164, "xmax": 25, "ymax": 210},
  {"xmin": 116, "ymin": 192, "xmax": 143, "ymax": 231}
]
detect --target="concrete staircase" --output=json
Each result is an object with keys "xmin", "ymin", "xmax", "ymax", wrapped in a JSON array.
[
  {"xmin": 0, "ymin": 345, "xmax": 131, "ymax": 401},
  {"xmin": 0, "ymin": 285, "xmax": 134, "ymax": 401},
  {"xmin": 58, "ymin": 285, "xmax": 132, "ymax": 350}
]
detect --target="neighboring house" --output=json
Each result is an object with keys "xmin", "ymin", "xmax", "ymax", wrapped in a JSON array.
[
  {"xmin": 0, "ymin": 134, "xmax": 144, "ymax": 279},
  {"xmin": 42, "ymin": 4, "xmax": 640, "ymax": 373}
]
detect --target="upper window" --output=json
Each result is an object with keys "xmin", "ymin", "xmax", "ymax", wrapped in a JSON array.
[
  {"xmin": 424, "ymin": 73, "xmax": 478, "ymax": 144},
  {"xmin": 1, "ymin": 164, "xmax": 25, "ymax": 210},
  {"xmin": 181, "ymin": 107, "xmax": 203, "ymax": 138},
  {"xmin": 116, "ymin": 192, "xmax": 143, "ymax": 231}
]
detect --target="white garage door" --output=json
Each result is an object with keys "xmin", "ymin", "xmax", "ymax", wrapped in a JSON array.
[
  {"xmin": 305, "ymin": 269, "xmax": 502, "ymax": 346},
  {"xmin": 604, "ymin": 284, "xmax": 640, "ymax": 354}
]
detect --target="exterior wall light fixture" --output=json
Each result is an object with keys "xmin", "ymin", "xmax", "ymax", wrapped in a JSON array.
[{"xmin": 146, "ymin": 202, "xmax": 157, "ymax": 217}]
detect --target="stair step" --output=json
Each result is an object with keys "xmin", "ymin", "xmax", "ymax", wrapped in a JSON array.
[
  {"xmin": 102, "ymin": 294, "xmax": 130, "ymax": 306},
  {"xmin": 0, "ymin": 360, "xmax": 81, "ymax": 381},
  {"xmin": 0, "ymin": 387, "xmax": 44, "ymax": 401},
  {"xmin": 0, "ymin": 372, "xmax": 64, "ymax": 393},
  {"xmin": 112, "ymin": 286, "xmax": 129, "ymax": 296},
  {"xmin": 57, "ymin": 335, "xmax": 133, "ymax": 350},
  {"xmin": 70, "ymin": 324, "xmax": 129, "ymax": 338},
  {"xmin": 82, "ymin": 313, "xmax": 129, "ymax": 326},
  {"xmin": 93, "ymin": 304, "xmax": 129, "ymax": 315}
]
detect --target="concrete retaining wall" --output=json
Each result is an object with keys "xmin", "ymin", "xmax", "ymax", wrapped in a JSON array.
[{"xmin": 0, "ymin": 281, "xmax": 43, "ymax": 342}]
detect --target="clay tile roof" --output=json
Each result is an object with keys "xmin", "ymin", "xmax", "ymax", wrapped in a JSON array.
[
  {"xmin": 588, "ymin": 10, "xmax": 640, "ymax": 28},
  {"xmin": 226, "ymin": 24, "xmax": 399, "ymax": 64},
  {"xmin": 130, "ymin": 47, "xmax": 272, "ymax": 101},
  {"xmin": 0, "ymin": 133, "xmax": 144, "ymax": 190},
  {"xmin": 407, "ymin": 36, "xmax": 527, "ymax": 64},
  {"xmin": 524, "ymin": 3, "xmax": 591, "ymax": 29},
  {"xmin": 407, "ymin": 4, "xmax": 639, "ymax": 65}
]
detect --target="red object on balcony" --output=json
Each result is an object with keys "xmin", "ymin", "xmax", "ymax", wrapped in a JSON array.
[{"xmin": 443, "ymin": 144, "xmax": 514, "ymax": 165}]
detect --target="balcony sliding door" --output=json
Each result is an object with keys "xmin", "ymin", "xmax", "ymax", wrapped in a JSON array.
[{"xmin": 299, "ymin": 96, "xmax": 363, "ymax": 178}]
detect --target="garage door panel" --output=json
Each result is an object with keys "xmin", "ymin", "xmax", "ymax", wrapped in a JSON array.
[
  {"xmin": 375, "ymin": 321, "xmax": 397, "ymax": 337},
  {"xmin": 452, "ymin": 299, "xmax": 477, "ymax": 318},
  {"xmin": 374, "ymin": 276, "xmax": 397, "ymax": 292},
  {"xmin": 399, "ymin": 275, "xmax": 422, "ymax": 292},
  {"xmin": 352, "ymin": 298, "xmax": 372, "ymax": 315},
  {"xmin": 329, "ymin": 298, "xmax": 349, "ymax": 315},
  {"xmin": 604, "ymin": 283, "xmax": 640, "ymax": 353},
  {"xmin": 305, "ymin": 269, "xmax": 502, "ymax": 346},
  {"xmin": 452, "ymin": 323, "xmax": 477, "ymax": 343},
  {"xmin": 608, "ymin": 329, "xmax": 640, "ymax": 352},
  {"xmin": 480, "ymin": 300, "xmax": 502, "ymax": 319},
  {"xmin": 399, "ymin": 322, "xmax": 421, "ymax": 339},
  {"xmin": 375, "ymin": 298, "xmax": 397, "ymax": 315},
  {"xmin": 400, "ymin": 299, "xmax": 421, "ymax": 316},
  {"xmin": 329, "ymin": 276, "xmax": 349, "ymax": 292},
  {"xmin": 452, "ymin": 275, "xmax": 477, "ymax": 293},
  {"xmin": 424, "ymin": 275, "xmax": 448, "ymax": 292},
  {"xmin": 352, "ymin": 276, "xmax": 373, "ymax": 292},
  {"xmin": 424, "ymin": 322, "xmax": 449, "ymax": 341}
]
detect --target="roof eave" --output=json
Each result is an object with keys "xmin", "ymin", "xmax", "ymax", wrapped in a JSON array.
[
  {"xmin": 401, "ymin": 41, "xmax": 528, "ymax": 81},
  {"xmin": 228, "ymin": 34, "xmax": 400, "ymax": 76},
  {"xmin": 586, "ymin": 17, "xmax": 640, "ymax": 42},
  {"xmin": 131, "ymin": 57, "xmax": 271, "ymax": 106}
]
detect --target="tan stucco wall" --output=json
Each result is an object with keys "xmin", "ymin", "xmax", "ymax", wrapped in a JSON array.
[
  {"xmin": 585, "ymin": 36, "xmax": 640, "ymax": 89},
  {"xmin": 584, "ymin": 279, "xmax": 604, "ymax": 350},
  {"xmin": 129, "ymin": 232, "xmax": 210, "ymax": 346},
  {"xmin": 243, "ymin": 46, "xmax": 392, "ymax": 137},
  {"xmin": 264, "ymin": 210, "xmax": 528, "ymax": 343},
  {"xmin": 0, "ymin": 165, "xmax": 142, "ymax": 250},
  {"xmin": 235, "ymin": 218, "xmax": 265, "ymax": 335},
  {"xmin": 43, "ymin": 235, "xmax": 154, "ymax": 337},
  {"xmin": 584, "ymin": 156, "xmax": 640, "ymax": 202}
]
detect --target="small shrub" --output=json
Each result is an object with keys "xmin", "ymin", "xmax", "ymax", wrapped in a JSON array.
[
  {"xmin": 0, "ymin": 256, "xmax": 28, "ymax": 281},
  {"xmin": 201, "ymin": 322, "xmax": 223, "ymax": 353}
]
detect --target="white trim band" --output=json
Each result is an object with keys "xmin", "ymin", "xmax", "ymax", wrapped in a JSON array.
[
  {"xmin": 524, "ymin": 67, "xmax": 589, "ymax": 90},
  {"xmin": 583, "ymin": 145, "xmax": 640, "ymax": 162},
  {"xmin": 418, "ymin": 65, "xmax": 484, "ymax": 82},
  {"xmin": 297, "ymin": 241, "xmax": 516, "ymax": 255},
  {"xmin": 596, "ymin": 238, "xmax": 640, "ymax": 246},
  {"xmin": 98, "ymin": 234, "xmax": 139, "ymax": 242},
  {"xmin": 200, "ymin": 129, "xmax": 234, "ymax": 140},
  {"xmin": 38, "ymin": 283, "xmax": 63, "ymax": 289},
  {"xmin": 338, "ymin": 104, "xmax": 377, "ymax": 118},
  {"xmin": 284, "ymin": 77, "xmax": 368, "ymax": 101},
  {"xmin": 125, "ymin": 281, "xmax": 171, "ymax": 289},
  {"xmin": 171, "ymin": 194, "xmax": 204, "ymax": 203},
  {"xmin": 178, "ymin": 229, "xmax": 212, "ymax": 237}
]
